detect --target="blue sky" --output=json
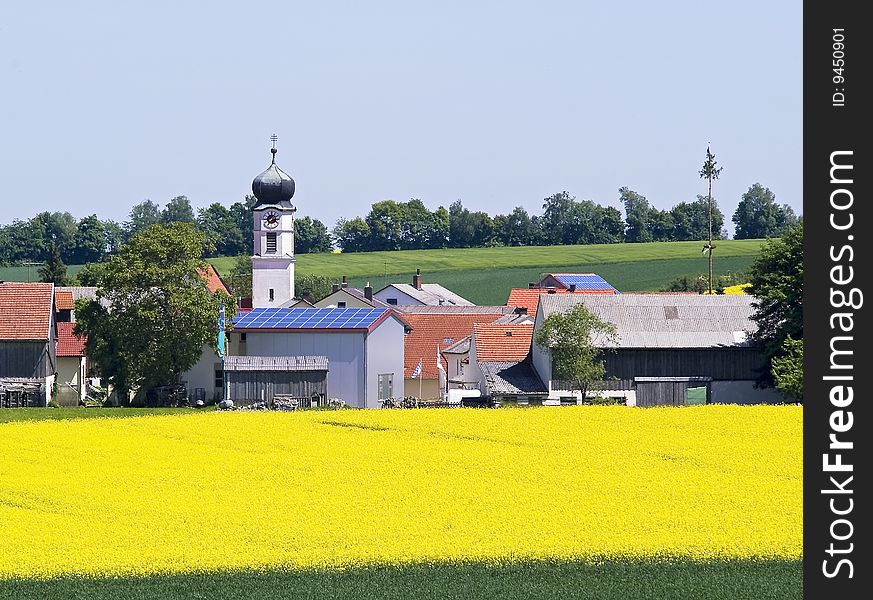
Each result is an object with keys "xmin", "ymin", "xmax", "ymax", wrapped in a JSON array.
[{"xmin": 0, "ymin": 1, "xmax": 801, "ymax": 235}]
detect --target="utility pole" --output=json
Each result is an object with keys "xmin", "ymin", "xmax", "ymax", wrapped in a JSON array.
[{"xmin": 699, "ymin": 146, "xmax": 723, "ymax": 295}]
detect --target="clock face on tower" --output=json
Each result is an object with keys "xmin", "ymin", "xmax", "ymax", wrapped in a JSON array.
[{"xmin": 263, "ymin": 211, "xmax": 280, "ymax": 229}]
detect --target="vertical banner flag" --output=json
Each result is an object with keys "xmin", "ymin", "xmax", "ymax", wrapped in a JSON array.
[
  {"xmin": 411, "ymin": 359, "xmax": 422, "ymax": 378},
  {"xmin": 217, "ymin": 302, "xmax": 226, "ymax": 360}
]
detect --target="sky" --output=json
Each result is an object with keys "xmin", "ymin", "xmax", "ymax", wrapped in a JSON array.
[{"xmin": 0, "ymin": 1, "xmax": 801, "ymax": 236}]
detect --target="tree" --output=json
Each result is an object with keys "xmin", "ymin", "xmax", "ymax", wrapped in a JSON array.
[
  {"xmin": 38, "ymin": 242, "xmax": 71, "ymax": 285},
  {"xmin": 699, "ymin": 146, "xmax": 723, "ymax": 294},
  {"xmin": 226, "ymin": 254, "xmax": 252, "ymax": 299},
  {"xmin": 534, "ymin": 304, "xmax": 618, "ymax": 398},
  {"xmin": 332, "ymin": 217, "xmax": 371, "ymax": 252},
  {"xmin": 229, "ymin": 195, "xmax": 257, "ymax": 250},
  {"xmin": 32, "ymin": 211, "xmax": 78, "ymax": 262},
  {"xmin": 496, "ymin": 206, "xmax": 535, "ymax": 246},
  {"xmin": 197, "ymin": 203, "xmax": 246, "ymax": 257},
  {"xmin": 747, "ymin": 223, "xmax": 803, "ymax": 391},
  {"xmin": 126, "ymin": 200, "xmax": 162, "ymax": 238},
  {"xmin": 620, "ymin": 187, "xmax": 652, "ymax": 243},
  {"xmin": 771, "ymin": 337, "xmax": 802, "ymax": 401},
  {"xmin": 70, "ymin": 214, "xmax": 107, "ymax": 264},
  {"xmin": 365, "ymin": 200, "xmax": 404, "ymax": 251},
  {"xmin": 294, "ymin": 216, "xmax": 332, "ymax": 253},
  {"xmin": 296, "ymin": 274, "xmax": 334, "ymax": 303},
  {"xmin": 732, "ymin": 183, "xmax": 798, "ymax": 239},
  {"xmin": 671, "ymin": 195, "xmax": 725, "ymax": 241},
  {"xmin": 161, "ymin": 195, "xmax": 196, "ymax": 224},
  {"xmin": 75, "ymin": 223, "xmax": 231, "ymax": 402}
]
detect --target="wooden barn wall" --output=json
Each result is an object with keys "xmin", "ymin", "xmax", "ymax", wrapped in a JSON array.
[
  {"xmin": 0, "ymin": 342, "xmax": 50, "ymax": 378},
  {"xmin": 226, "ymin": 370, "xmax": 328, "ymax": 404},
  {"xmin": 601, "ymin": 348, "xmax": 766, "ymax": 381},
  {"xmin": 636, "ymin": 381, "xmax": 689, "ymax": 407}
]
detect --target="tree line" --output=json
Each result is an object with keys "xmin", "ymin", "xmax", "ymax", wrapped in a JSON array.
[{"xmin": 0, "ymin": 183, "xmax": 797, "ymax": 267}]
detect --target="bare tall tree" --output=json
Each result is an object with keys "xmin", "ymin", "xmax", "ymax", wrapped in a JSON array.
[{"xmin": 699, "ymin": 146, "xmax": 723, "ymax": 294}]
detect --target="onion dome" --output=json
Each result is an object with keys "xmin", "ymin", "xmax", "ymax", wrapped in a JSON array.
[{"xmin": 251, "ymin": 140, "xmax": 296, "ymax": 208}]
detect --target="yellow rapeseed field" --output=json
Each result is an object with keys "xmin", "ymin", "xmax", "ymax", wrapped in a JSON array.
[{"xmin": 0, "ymin": 405, "xmax": 801, "ymax": 579}]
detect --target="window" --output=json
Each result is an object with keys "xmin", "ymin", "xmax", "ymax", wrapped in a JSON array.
[
  {"xmin": 269, "ymin": 289, "xmax": 274, "ymax": 302},
  {"xmin": 240, "ymin": 333, "xmax": 247, "ymax": 342},
  {"xmin": 378, "ymin": 373, "xmax": 394, "ymax": 400},
  {"xmin": 214, "ymin": 367, "xmax": 223, "ymax": 391},
  {"xmin": 386, "ymin": 298, "xmax": 398, "ymax": 305},
  {"xmin": 458, "ymin": 360, "xmax": 464, "ymax": 375},
  {"xmin": 337, "ymin": 301, "xmax": 346, "ymax": 308},
  {"xmin": 266, "ymin": 232, "xmax": 277, "ymax": 253}
]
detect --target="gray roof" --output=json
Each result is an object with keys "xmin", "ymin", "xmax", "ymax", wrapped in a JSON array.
[
  {"xmin": 394, "ymin": 305, "xmax": 513, "ymax": 314},
  {"xmin": 223, "ymin": 355, "xmax": 328, "ymax": 372},
  {"xmin": 340, "ymin": 287, "xmax": 393, "ymax": 308},
  {"xmin": 382, "ymin": 283, "xmax": 474, "ymax": 306},
  {"xmin": 57, "ymin": 286, "xmax": 99, "ymax": 301},
  {"xmin": 442, "ymin": 336, "xmax": 471, "ymax": 354},
  {"xmin": 479, "ymin": 361, "xmax": 547, "ymax": 395},
  {"xmin": 538, "ymin": 294, "xmax": 758, "ymax": 349}
]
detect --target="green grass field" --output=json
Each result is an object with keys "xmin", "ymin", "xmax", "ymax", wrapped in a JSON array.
[
  {"xmin": 0, "ymin": 264, "xmax": 84, "ymax": 283},
  {"xmin": 0, "ymin": 559, "xmax": 800, "ymax": 600}
]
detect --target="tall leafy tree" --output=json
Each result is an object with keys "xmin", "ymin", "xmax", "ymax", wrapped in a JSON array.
[
  {"xmin": 534, "ymin": 304, "xmax": 618, "ymax": 398},
  {"xmin": 670, "ymin": 196, "xmax": 725, "ymax": 241},
  {"xmin": 126, "ymin": 200, "xmax": 162, "ymax": 238},
  {"xmin": 38, "ymin": 242, "xmax": 71, "ymax": 285},
  {"xmin": 496, "ymin": 206, "xmax": 535, "ymax": 246},
  {"xmin": 365, "ymin": 200, "xmax": 404, "ymax": 251},
  {"xmin": 229, "ymin": 195, "xmax": 257, "ymax": 251},
  {"xmin": 747, "ymin": 223, "xmax": 803, "ymax": 393},
  {"xmin": 294, "ymin": 216, "xmax": 332, "ymax": 253},
  {"xmin": 620, "ymin": 187, "xmax": 652, "ymax": 243},
  {"xmin": 732, "ymin": 183, "xmax": 798, "ymax": 239},
  {"xmin": 197, "ymin": 203, "xmax": 246, "ymax": 257},
  {"xmin": 332, "ymin": 217, "xmax": 371, "ymax": 252},
  {"xmin": 75, "ymin": 223, "xmax": 231, "ymax": 401},
  {"xmin": 32, "ymin": 211, "xmax": 78, "ymax": 262},
  {"xmin": 162, "ymin": 196, "xmax": 196, "ymax": 224},
  {"xmin": 71, "ymin": 214, "xmax": 107, "ymax": 264}
]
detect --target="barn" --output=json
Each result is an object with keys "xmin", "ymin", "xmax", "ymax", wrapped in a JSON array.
[
  {"xmin": 230, "ymin": 307, "xmax": 405, "ymax": 408},
  {"xmin": 223, "ymin": 356, "xmax": 328, "ymax": 406},
  {"xmin": 533, "ymin": 294, "xmax": 785, "ymax": 406}
]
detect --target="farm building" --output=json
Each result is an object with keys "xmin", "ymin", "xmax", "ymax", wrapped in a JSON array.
[
  {"xmin": 0, "ymin": 282, "xmax": 57, "ymax": 406},
  {"xmin": 506, "ymin": 273, "xmax": 618, "ymax": 315},
  {"xmin": 532, "ymin": 294, "xmax": 784, "ymax": 406},
  {"xmin": 230, "ymin": 307, "xmax": 405, "ymax": 408},
  {"xmin": 401, "ymin": 308, "xmax": 511, "ymax": 400},
  {"xmin": 316, "ymin": 280, "xmax": 392, "ymax": 309},
  {"xmin": 223, "ymin": 356, "xmax": 328, "ymax": 406},
  {"xmin": 374, "ymin": 269, "xmax": 474, "ymax": 307},
  {"xmin": 465, "ymin": 322, "xmax": 547, "ymax": 404},
  {"xmin": 55, "ymin": 322, "xmax": 88, "ymax": 406}
]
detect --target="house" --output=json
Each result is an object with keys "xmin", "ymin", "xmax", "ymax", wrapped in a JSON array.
[
  {"xmin": 316, "ymin": 279, "xmax": 391, "ymax": 309},
  {"xmin": 532, "ymin": 294, "xmax": 784, "ymax": 406},
  {"xmin": 231, "ymin": 307, "xmax": 405, "ymax": 408},
  {"xmin": 401, "ymin": 310, "xmax": 508, "ymax": 400},
  {"xmin": 374, "ymin": 269, "xmax": 474, "ymax": 307},
  {"xmin": 507, "ymin": 274, "xmax": 617, "ymax": 316},
  {"xmin": 55, "ymin": 322, "xmax": 88, "ymax": 406},
  {"xmin": 0, "ymin": 282, "xmax": 56, "ymax": 406},
  {"xmin": 466, "ymin": 322, "xmax": 547, "ymax": 404}
]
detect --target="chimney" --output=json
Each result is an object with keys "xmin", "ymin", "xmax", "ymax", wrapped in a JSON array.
[
  {"xmin": 505, "ymin": 330, "xmax": 513, "ymax": 336},
  {"xmin": 412, "ymin": 268, "xmax": 422, "ymax": 290},
  {"xmin": 331, "ymin": 283, "xmax": 340, "ymax": 293},
  {"xmin": 528, "ymin": 282, "xmax": 536, "ymax": 289},
  {"xmin": 301, "ymin": 288, "xmax": 313, "ymax": 304},
  {"xmin": 569, "ymin": 284, "xmax": 577, "ymax": 292},
  {"xmin": 341, "ymin": 275, "xmax": 348, "ymax": 288},
  {"xmin": 364, "ymin": 282, "xmax": 373, "ymax": 301},
  {"xmin": 514, "ymin": 306, "xmax": 528, "ymax": 315}
]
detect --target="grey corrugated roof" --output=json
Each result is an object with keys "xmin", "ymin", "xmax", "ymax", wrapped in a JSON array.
[
  {"xmin": 384, "ymin": 283, "xmax": 475, "ymax": 306},
  {"xmin": 479, "ymin": 360, "xmax": 547, "ymax": 395},
  {"xmin": 538, "ymin": 294, "xmax": 758, "ymax": 349},
  {"xmin": 394, "ymin": 305, "xmax": 513, "ymax": 314},
  {"xmin": 442, "ymin": 336, "xmax": 471, "ymax": 354},
  {"xmin": 223, "ymin": 355, "xmax": 328, "ymax": 372}
]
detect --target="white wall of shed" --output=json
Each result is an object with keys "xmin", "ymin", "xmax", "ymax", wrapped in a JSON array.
[{"xmin": 364, "ymin": 317, "xmax": 405, "ymax": 408}]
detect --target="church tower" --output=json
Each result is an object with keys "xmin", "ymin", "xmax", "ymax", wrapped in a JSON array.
[{"xmin": 250, "ymin": 136, "xmax": 297, "ymax": 308}]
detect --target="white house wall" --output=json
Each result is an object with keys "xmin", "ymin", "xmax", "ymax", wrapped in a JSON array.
[
  {"xmin": 183, "ymin": 345, "xmax": 223, "ymax": 402},
  {"xmin": 364, "ymin": 317, "xmax": 405, "ymax": 408},
  {"xmin": 245, "ymin": 331, "xmax": 366, "ymax": 407},
  {"xmin": 373, "ymin": 287, "xmax": 421, "ymax": 306}
]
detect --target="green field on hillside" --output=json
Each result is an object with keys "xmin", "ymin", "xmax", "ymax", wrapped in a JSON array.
[
  {"xmin": 0, "ymin": 264, "xmax": 84, "ymax": 283},
  {"xmin": 209, "ymin": 239, "xmax": 764, "ymax": 280}
]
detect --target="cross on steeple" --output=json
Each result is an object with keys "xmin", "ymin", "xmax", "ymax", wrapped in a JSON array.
[{"xmin": 270, "ymin": 134, "xmax": 278, "ymax": 163}]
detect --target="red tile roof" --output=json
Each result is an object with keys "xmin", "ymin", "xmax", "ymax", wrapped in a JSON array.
[
  {"xmin": 55, "ymin": 290, "xmax": 75, "ymax": 311},
  {"xmin": 403, "ymin": 312, "xmax": 503, "ymax": 379},
  {"xmin": 198, "ymin": 264, "xmax": 230, "ymax": 294},
  {"xmin": 56, "ymin": 322, "xmax": 87, "ymax": 356},
  {"xmin": 473, "ymin": 323, "xmax": 534, "ymax": 362},
  {"xmin": 0, "ymin": 283, "xmax": 54, "ymax": 341},
  {"xmin": 506, "ymin": 287, "xmax": 615, "ymax": 316}
]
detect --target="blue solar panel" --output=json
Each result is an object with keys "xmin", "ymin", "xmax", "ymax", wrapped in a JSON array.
[
  {"xmin": 233, "ymin": 307, "xmax": 388, "ymax": 330},
  {"xmin": 552, "ymin": 274, "xmax": 617, "ymax": 291}
]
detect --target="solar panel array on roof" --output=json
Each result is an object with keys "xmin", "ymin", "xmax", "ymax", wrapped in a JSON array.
[
  {"xmin": 233, "ymin": 307, "xmax": 387, "ymax": 330},
  {"xmin": 552, "ymin": 274, "xmax": 617, "ymax": 291}
]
